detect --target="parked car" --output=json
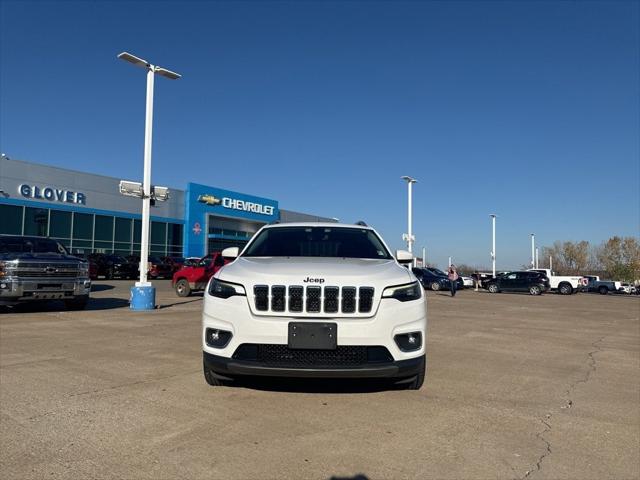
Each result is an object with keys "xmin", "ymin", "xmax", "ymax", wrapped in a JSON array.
[
  {"xmin": 424, "ymin": 267, "xmax": 465, "ymax": 290},
  {"xmin": 89, "ymin": 253, "xmax": 138, "ymax": 280},
  {"xmin": 0, "ymin": 235, "xmax": 91, "ymax": 310},
  {"xmin": 484, "ymin": 271, "xmax": 550, "ymax": 295},
  {"xmin": 412, "ymin": 268, "xmax": 450, "ymax": 291},
  {"xmin": 585, "ymin": 278, "xmax": 623, "ymax": 295},
  {"xmin": 172, "ymin": 251, "xmax": 230, "ymax": 297},
  {"xmin": 183, "ymin": 257, "xmax": 201, "ymax": 267},
  {"xmin": 126, "ymin": 255, "xmax": 173, "ymax": 279},
  {"xmin": 460, "ymin": 275, "xmax": 474, "ymax": 288},
  {"xmin": 161, "ymin": 256, "xmax": 185, "ymax": 274},
  {"xmin": 528, "ymin": 269, "xmax": 585, "ymax": 295}
]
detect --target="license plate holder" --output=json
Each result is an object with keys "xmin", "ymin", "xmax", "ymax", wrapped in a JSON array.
[{"xmin": 288, "ymin": 322, "xmax": 337, "ymax": 350}]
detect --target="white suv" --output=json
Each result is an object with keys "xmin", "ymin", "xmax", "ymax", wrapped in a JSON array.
[{"xmin": 202, "ymin": 223, "xmax": 427, "ymax": 389}]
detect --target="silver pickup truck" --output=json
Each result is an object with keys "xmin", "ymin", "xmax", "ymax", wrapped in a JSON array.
[{"xmin": 0, "ymin": 235, "xmax": 91, "ymax": 310}]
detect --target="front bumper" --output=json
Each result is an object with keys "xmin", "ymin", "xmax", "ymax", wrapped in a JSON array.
[
  {"xmin": 0, "ymin": 277, "xmax": 91, "ymax": 305},
  {"xmin": 204, "ymin": 350, "xmax": 425, "ymax": 379}
]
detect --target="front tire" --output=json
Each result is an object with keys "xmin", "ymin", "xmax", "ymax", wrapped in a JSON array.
[
  {"xmin": 175, "ymin": 279, "xmax": 191, "ymax": 297},
  {"xmin": 431, "ymin": 281, "xmax": 441, "ymax": 291},
  {"xmin": 488, "ymin": 283, "xmax": 499, "ymax": 293},
  {"xmin": 558, "ymin": 282, "xmax": 573, "ymax": 295},
  {"xmin": 529, "ymin": 285, "xmax": 542, "ymax": 296},
  {"xmin": 599, "ymin": 286, "xmax": 608, "ymax": 295}
]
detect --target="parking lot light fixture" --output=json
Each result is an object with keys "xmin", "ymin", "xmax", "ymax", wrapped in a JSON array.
[
  {"xmin": 530, "ymin": 233, "xmax": 535, "ymax": 268},
  {"xmin": 401, "ymin": 176, "xmax": 417, "ymax": 265},
  {"xmin": 490, "ymin": 214, "xmax": 497, "ymax": 278},
  {"xmin": 117, "ymin": 51, "xmax": 181, "ymax": 310}
]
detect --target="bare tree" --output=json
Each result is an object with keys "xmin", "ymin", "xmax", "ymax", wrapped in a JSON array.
[{"xmin": 596, "ymin": 236, "xmax": 640, "ymax": 281}]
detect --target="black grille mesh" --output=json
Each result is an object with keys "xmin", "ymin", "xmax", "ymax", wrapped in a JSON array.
[
  {"xmin": 254, "ymin": 285, "xmax": 268, "ymax": 311},
  {"xmin": 342, "ymin": 287, "xmax": 356, "ymax": 313},
  {"xmin": 323, "ymin": 286, "xmax": 339, "ymax": 313},
  {"xmin": 289, "ymin": 286, "xmax": 303, "ymax": 312},
  {"xmin": 258, "ymin": 344, "xmax": 367, "ymax": 367},
  {"xmin": 306, "ymin": 286, "xmax": 321, "ymax": 312},
  {"xmin": 271, "ymin": 286, "xmax": 286, "ymax": 312},
  {"xmin": 358, "ymin": 287, "xmax": 374, "ymax": 313}
]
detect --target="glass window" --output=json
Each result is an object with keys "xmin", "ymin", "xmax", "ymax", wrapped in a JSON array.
[
  {"xmin": 151, "ymin": 221, "xmax": 166, "ymax": 245},
  {"xmin": 49, "ymin": 210, "xmax": 71, "ymax": 239},
  {"xmin": 24, "ymin": 207, "xmax": 49, "ymax": 237},
  {"xmin": 72, "ymin": 239, "xmax": 92, "ymax": 251},
  {"xmin": 243, "ymin": 227, "xmax": 393, "ymax": 259},
  {"xmin": 94, "ymin": 241, "xmax": 113, "ymax": 252},
  {"xmin": 133, "ymin": 219, "xmax": 141, "ymax": 243},
  {"xmin": 94, "ymin": 215, "xmax": 114, "ymax": 241},
  {"xmin": 167, "ymin": 223, "xmax": 183, "ymax": 246},
  {"xmin": 73, "ymin": 213, "xmax": 93, "ymax": 240},
  {"xmin": 0, "ymin": 205, "xmax": 23, "ymax": 234},
  {"xmin": 115, "ymin": 217, "xmax": 131, "ymax": 242},
  {"xmin": 114, "ymin": 241, "xmax": 131, "ymax": 254}
]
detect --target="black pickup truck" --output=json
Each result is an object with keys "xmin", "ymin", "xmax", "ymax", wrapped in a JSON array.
[{"xmin": 0, "ymin": 235, "xmax": 91, "ymax": 310}]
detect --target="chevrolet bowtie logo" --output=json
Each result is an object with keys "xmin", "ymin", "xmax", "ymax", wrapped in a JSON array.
[{"xmin": 197, "ymin": 194, "xmax": 222, "ymax": 206}]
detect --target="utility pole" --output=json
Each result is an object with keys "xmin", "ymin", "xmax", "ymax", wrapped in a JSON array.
[
  {"xmin": 530, "ymin": 233, "xmax": 535, "ymax": 268},
  {"xmin": 401, "ymin": 176, "xmax": 417, "ymax": 266}
]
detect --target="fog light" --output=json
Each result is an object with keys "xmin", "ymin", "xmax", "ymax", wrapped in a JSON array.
[
  {"xmin": 205, "ymin": 328, "xmax": 232, "ymax": 348},
  {"xmin": 394, "ymin": 332, "xmax": 422, "ymax": 352},
  {"xmin": 0, "ymin": 283, "xmax": 7, "ymax": 289}
]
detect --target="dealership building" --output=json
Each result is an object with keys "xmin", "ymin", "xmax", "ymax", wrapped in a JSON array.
[{"xmin": 0, "ymin": 157, "xmax": 334, "ymax": 258}]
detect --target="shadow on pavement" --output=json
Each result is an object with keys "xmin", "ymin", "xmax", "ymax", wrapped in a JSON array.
[
  {"xmin": 158, "ymin": 298, "xmax": 202, "ymax": 309},
  {"xmin": 91, "ymin": 284, "xmax": 115, "ymax": 292}
]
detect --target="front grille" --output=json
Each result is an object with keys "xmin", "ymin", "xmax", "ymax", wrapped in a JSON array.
[
  {"xmin": 12, "ymin": 262, "xmax": 80, "ymax": 278},
  {"xmin": 232, "ymin": 344, "xmax": 393, "ymax": 368},
  {"xmin": 252, "ymin": 285, "xmax": 375, "ymax": 315}
]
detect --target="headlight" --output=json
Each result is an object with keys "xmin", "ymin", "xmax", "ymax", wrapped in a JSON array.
[
  {"xmin": 208, "ymin": 278, "xmax": 246, "ymax": 299},
  {"xmin": 382, "ymin": 281, "xmax": 422, "ymax": 302},
  {"xmin": 78, "ymin": 262, "xmax": 89, "ymax": 275}
]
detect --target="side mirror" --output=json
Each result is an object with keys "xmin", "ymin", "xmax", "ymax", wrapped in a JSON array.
[
  {"xmin": 395, "ymin": 250, "xmax": 413, "ymax": 263},
  {"xmin": 221, "ymin": 247, "xmax": 239, "ymax": 259}
]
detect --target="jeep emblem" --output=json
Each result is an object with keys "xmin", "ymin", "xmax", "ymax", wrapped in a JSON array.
[{"xmin": 303, "ymin": 277, "xmax": 325, "ymax": 284}]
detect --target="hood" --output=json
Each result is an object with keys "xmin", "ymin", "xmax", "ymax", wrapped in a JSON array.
[
  {"xmin": 0, "ymin": 252, "xmax": 81, "ymax": 263},
  {"xmin": 219, "ymin": 257, "xmax": 412, "ymax": 286},
  {"xmin": 216, "ymin": 257, "xmax": 415, "ymax": 318}
]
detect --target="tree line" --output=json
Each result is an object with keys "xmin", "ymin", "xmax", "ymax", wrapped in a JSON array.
[{"xmin": 538, "ymin": 236, "xmax": 639, "ymax": 281}]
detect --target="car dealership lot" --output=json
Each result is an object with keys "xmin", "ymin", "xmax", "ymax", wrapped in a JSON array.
[{"xmin": 1, "ymin": 282, "xmax": 638, "ymax": 480}]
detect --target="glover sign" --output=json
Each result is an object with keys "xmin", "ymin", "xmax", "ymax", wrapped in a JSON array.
[{"xmin": 19, "ymin": 184, "xmax": 87, "ymax": 205}]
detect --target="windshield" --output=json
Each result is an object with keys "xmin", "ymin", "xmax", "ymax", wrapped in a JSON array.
[
  {"xmin": 243, "ymin": 227, "xmax": 393, "ymax": 259},
  {"xmin": 0, "ymin": 237, "xmax": 67, "ymax": 254}
]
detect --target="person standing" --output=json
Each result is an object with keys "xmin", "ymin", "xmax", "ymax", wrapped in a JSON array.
[{"xmin": 448, "ymin": 264, "xmax": 459, "ymax": 297}]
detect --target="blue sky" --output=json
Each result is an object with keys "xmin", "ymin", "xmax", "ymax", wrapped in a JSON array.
[{"xmin": 1, "ymin": 0, "xmax": 638, "ymax": 269}]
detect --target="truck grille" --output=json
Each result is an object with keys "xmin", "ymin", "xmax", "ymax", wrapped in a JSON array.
[
  {"xmin": 253, "ymin": 285, "xmax": 375, "ymax": 315},
  {"xmin": 232, "ymin": 344, "xmax": 394, "ymax": 368},
  {"xmin": 12, "ymin": 262, "xmax": 80, "ymax": 278}
]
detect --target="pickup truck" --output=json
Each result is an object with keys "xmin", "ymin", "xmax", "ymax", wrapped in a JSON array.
[
  {"xmin": 0, "ymin": 235, "xmax": 91, "ymax": 310},
  {"xmin": 585, "ymin": 279, "xmax": 623, "ymax": 295},
  {"xmin": 528, "ymin": 268, "xmax": 585, "ymax": 295},
  {"xmin": 172, "ymin": 251, "xmax": 229, "ymax": 297}
]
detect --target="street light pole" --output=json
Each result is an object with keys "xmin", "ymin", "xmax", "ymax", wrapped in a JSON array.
[
  {"xmin": 536, "ymin": 247, "xmax": 539, "ymax": 269},
  {"xmin": 401, "ymin": 176, "xmax": 417, "ymax": 265},
  {"xmin": 530, "ymin": 233, "xmax": 535, "ymax": 268},
  {"xmin": 117, "ymin": 51, "xmax": 181, "ymax": 310},
  {"xmin": 422, "ymin": 246, "xmax": 426, "ymax": 267},
  {"xmin": 490, "ymin": 214, "xmax": 496, "ymax": 278}
]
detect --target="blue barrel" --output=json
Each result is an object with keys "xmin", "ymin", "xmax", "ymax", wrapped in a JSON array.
[{"xmin": 130, "ymin": 285, "xmax": 156, "ymax": 310}]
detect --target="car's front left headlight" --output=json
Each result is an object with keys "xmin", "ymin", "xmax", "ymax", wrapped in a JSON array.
[
  {"xmin": 382, "ymin": 281, "xmax": 422, "ymax": 302},
  {"xmin": 209, "ymin": 278, "xmax": 246, "ymax": 299}
]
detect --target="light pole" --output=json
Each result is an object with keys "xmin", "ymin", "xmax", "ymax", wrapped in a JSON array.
[
  {"xmin": 422, "ymin": 246, "xmax": 426, "ymax": 267},
  {"xmin": 401, "ymin": 176, "xmax": 417, "ymax": 264},
  {"xmin": 530, "ymin": 233, "xmax": 535, "ymax": 268},
  {"xmin": 535, "ymin": 247, "xmax": 539, "ymax": 269},
  {"xmin": 118, "ymin": 51, "xmax": 181, "ymax": 310},
  {"xmin": 490, "ymin": 214, "xmax": 496, "ymax": 278}
]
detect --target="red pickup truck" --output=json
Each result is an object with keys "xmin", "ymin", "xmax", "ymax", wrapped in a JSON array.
[{"xmin": 172, "ymin": 252, "xmax": 229, "ymax": 297}]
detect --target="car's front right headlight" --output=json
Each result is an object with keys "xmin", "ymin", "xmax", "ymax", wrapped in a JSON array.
[
  {"xmin": 78, "ymin": 262, "xmax": 89, "ymax": 276},
  {"xmin": 208, "ymin": 278, "xmax": 246, "ymax": 299},
  {"xmin": 382, "ymin": 281, "xmax": 422, "ymax": 302}
]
